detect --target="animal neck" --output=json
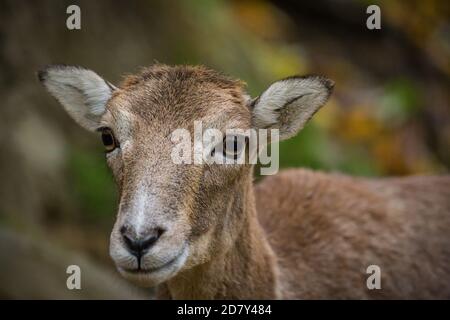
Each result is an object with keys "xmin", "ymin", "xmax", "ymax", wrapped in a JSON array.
[{"xmin": 165, "ymin": 175, "xmax": 280, "ymax": 299}]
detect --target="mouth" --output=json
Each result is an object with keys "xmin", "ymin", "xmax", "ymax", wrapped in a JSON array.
[{"xmin": 119, "ymin": 245, "xmax": 188, "ymax": 276}]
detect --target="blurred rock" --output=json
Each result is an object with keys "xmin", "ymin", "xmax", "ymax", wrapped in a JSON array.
[{"xmin": 0, "ymin": 227, "xmax": 151, "ymax": 299}]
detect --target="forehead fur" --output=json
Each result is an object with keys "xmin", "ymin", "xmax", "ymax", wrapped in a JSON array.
[
  {"xmin": 108, "ymin": 64, "xmax": 250, "ymax": 130},
  {"xmin": 120, "ymin": 64, "xmax": 244, "ymax": 92}
]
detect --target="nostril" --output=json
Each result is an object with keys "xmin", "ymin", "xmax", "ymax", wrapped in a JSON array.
[
  {"xmin": 122, "ymin": 233, "xmax": 137, "ymax": 253},
  {"xmin": 141, "ymin": 228, "xmax": 165, "ymax": 249},
  {"xmin": 156, "ymin": 227, "xmax": 165, "ymax": 238},
  {"xmin": 141, "ymin": 234, "xmax": 158, "ymax": 249},
  {"xmin": 120, "ymin": 225, "xmax": 165, "ymax": 258}
]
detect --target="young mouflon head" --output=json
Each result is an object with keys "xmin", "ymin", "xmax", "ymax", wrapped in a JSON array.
[{"xmin": 38, "ymin": 64, "xmax": 333, "ymax": 287}]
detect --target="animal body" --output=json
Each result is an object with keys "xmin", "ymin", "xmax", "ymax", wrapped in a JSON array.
[{"xmin": 39, "ymin": 64, "xmax": 450, "ymax": 299}]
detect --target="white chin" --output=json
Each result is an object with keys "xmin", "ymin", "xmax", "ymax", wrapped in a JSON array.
[{"xmin": 117, "ymin": 246, "xmax": 189, "ymax": 287}]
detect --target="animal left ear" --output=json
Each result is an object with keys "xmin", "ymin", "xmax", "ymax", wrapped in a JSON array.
[
  {"xmin": 250, "ymin": 75, "xmax": 334, "ymax": 141},
  {"xmin": 38, "ymin": 65, "xmax": 116, "ymax": 132}
]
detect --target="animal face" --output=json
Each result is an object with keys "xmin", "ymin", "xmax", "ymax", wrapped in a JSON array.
[{"xmin": 38, "ymin": 64, "xmax": 333, "ymax": 286}]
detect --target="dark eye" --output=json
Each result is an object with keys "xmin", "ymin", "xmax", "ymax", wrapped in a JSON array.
[
  {"xmin": 223, "ymin": 135, "xmax": 245, "ymax": 160},
  {"xmin": 100, "ymin": 128, "xmax": 118, "ymax": 153}
]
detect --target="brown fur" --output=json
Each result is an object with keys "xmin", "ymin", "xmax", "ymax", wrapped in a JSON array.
[
  {"xmin": 138, "ymin": 67, "xmax": 449, "ymax": 299},
  {"xmin": 256, "ymin": 169, "xmax": 450, "ymax": 299},
  {"xmin": 40, "ymin": 64, "xmax": 450, "ymax": 299}
]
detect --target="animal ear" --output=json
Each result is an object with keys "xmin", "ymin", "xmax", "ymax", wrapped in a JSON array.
[
  {"xmin": 38, "ymin": 65, "xmax": 116, "ymax": 131},
  {"xmin": 250, "ymin": 75, "xmax": 334, "ymax": 141}
]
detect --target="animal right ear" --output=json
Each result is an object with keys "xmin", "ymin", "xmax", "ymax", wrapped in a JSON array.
[
  {"xmin": 250, "ymin": 75, "xmax": 334, "ymax": 141},
  {"xmin": 38, "ymin": 65, "xmax": 116, "ymax": 131}
]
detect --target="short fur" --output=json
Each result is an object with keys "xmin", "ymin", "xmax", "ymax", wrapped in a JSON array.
[
  {"xmin": 257, "ymin": 170, "xmax": 450, "ymax": 299},
  {"xmin": 39, "ymin": 64, "xmax": 450, "ymax": 299}
]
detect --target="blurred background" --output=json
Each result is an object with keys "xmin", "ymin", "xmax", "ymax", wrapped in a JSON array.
[{"xmin": 0, "ymin": 0, "xmax": 448, "ymax": 299}]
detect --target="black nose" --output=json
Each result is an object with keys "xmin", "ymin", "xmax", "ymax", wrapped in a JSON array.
[{"xmin": 120, "ymin": 225, "xmax": 164, "ymax": 258}]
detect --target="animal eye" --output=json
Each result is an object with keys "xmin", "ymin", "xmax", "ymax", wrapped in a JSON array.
[
  {"xmin": 100, "ymin": 128, "xmax": 118, "ymax": 153},
  {"xmin": 223, "ymin": 135, "xmax": 245, "ymax": 160}
]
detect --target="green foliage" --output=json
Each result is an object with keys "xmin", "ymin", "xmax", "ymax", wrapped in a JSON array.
[
  {"xmin": 279, "ymin": 123, "xmax": 331, "ymax": 170},
  {"xmin": 279, "ymin": 123, "xmax": 380, "ymax": 176},
  {"xmin": 68, "ymin": 148, "xmax": 116, "ymax": 222},
  {"xmin": 378, "ymin": 79, "xmax": 422, "ymax": 125}
]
